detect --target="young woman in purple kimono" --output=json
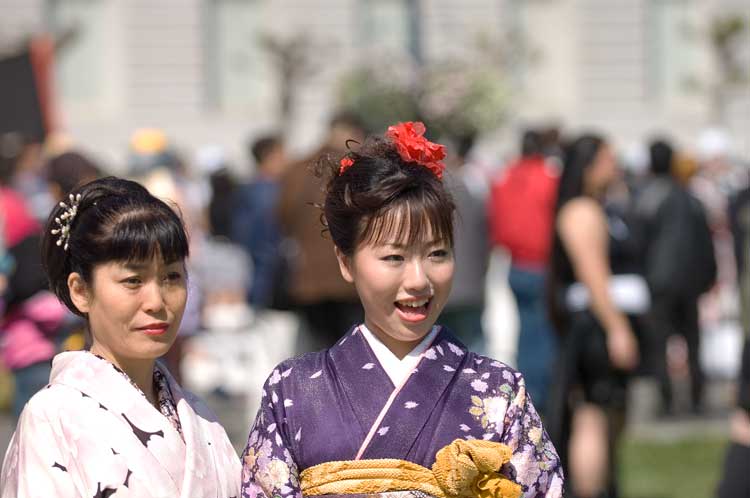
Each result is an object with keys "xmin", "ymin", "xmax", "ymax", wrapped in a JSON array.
[
  {"xmin": 1, "ymin": 177, "xmax": 241, "ymax": 497},
  {"xmin": 241, "ymin": 122, "xmax": 563, "ymax": 498}
]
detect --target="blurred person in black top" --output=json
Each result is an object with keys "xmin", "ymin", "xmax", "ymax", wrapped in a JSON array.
[
  {"xmin": 546, "ymin": 134, "xmax": 644, "ymax": 498},
  {"xmin": 231, "ymin": 133, "xmax": 287, "ymax": 309},
  {"xmin": 636, "ymin": 139, "xmax": 716, "ymax": 416}
]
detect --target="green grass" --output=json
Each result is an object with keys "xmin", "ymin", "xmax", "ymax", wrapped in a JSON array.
[{"xmin": 619, "ymin": 436, "xmax": 728, "ymax": 498}]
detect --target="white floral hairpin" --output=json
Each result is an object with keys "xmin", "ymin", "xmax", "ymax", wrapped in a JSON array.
[{"xmin": 50, "ymin": 193, "xmax": 82, "ymax": 250}]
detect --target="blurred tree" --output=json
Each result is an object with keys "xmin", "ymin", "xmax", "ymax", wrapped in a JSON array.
[
  {"xmin": 709, "ymin": 14, "xmax": 749, "ymax": 123},
  {"xmin": 338, "ymin": 30, "xmax": 532, "ymax": 143},
  {"xmin": 338, "ymin": 56, "xmax": 422, "ymax": 135},
  {"xmin": 259, "ymin": 32, "xmax": 320, "ymax": 128}
]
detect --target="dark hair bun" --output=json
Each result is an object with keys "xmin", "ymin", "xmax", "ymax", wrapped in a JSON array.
[{"xmin": 318, "ymin": 136, "xmax": 455, "ymax": 256}]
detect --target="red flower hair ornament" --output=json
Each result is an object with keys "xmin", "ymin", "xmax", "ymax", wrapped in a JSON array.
[
  {"xmin": 338, "ymin": 121, "xmax": 446, "ymax": 179},
  {"xmin": 339, "ymin": 157, "xmax": 355, "ymax": 175},
  {"xmin": 386, "ymin": 121, "xmax": 446, "ymax": 179}
]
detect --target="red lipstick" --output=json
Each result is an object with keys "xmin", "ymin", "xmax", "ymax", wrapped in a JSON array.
[{"xmin": 137, "ymin": 322, "xmax": 169, "ymax": 336}]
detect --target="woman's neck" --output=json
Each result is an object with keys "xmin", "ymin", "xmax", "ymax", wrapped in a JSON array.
[
  {"xmin": 89, "ymin": 343, "xmax": 157, "ymax": 406},
  {"xmin": 363, "ymin": 319, "xmax": 423, "ymax": 360}
]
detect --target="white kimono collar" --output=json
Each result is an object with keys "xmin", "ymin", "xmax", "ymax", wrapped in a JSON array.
[{"xmin": 359, "ymin": 324, "xmax": 439, "ymax": 386}]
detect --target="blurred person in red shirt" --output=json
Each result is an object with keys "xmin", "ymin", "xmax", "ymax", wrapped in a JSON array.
[{"xmin": 488, "ymin": 129, "xmax": 559, "ymax": 415}]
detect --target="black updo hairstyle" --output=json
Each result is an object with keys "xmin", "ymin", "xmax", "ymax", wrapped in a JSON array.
[
  {"xmin": 319, "ymin": 135, "xmax": 455, "ymax": 256},
  {"xmin": 41, "ymin": 176, "xmax": 190, "ymax": 317}
]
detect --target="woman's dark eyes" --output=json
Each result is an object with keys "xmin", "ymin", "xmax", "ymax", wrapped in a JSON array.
[
  {"xmin": 121, "ymin": 273, "xmax": 182, "ymax": 285},
  {"xmin": 381, "ymin": 251, "xmax": 449, "ymax": 261}
]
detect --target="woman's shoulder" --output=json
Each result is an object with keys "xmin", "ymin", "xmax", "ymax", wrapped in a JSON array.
[
  {"xmin": 457, "ymin": 349, "xmax": 529, "ymax": 400},
  {"xmin": 435, "ymin": 329, "xmax": 524, "ymax": 388},
  {"xmin": 19, "ymin": 382, "xmax": 85, "ymax": 426},
  {"xmin": 559, "ymin": 196, "xmax": 604, "ymax": 220},
  {"xmin": 557, "ymin": 196, "xmax": 607, "ymax": 237},
  {"xmin": 261, "ymin": 350, "xmax": 329, "ymax": 388}
]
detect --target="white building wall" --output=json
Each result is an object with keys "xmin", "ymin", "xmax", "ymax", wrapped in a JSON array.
[
  {"xmin": 0, "ymin": 0, "xmax": 46, "ymax": 52},
  {"xmin": 124, "ymin": 0, "xmax": 204, "ymax": 115},
  {"xmin": 513, "ymin": 0, "xmax": 580, "ymax": 124},
  {"xmin": 421, "ymin": 0, "xmax": 504, "ymax": 61},
  {"xmin": 0, "ymin": 0, "xmax": 747, "ymax": 167}
]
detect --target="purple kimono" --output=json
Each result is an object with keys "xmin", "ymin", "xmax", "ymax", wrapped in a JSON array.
[{"xmin": 241, "ymin": 326, "xmax": 563, "ymax": 498}]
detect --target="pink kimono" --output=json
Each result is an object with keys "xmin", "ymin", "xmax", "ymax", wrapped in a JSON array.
[{"xmin": 1, "ymin": 351, "xmax": 241, "ymax": 497}]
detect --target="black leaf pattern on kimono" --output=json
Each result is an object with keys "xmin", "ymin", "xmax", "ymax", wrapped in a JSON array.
[
  {"xmin": 92, "ymin": 483, "xmax": 117, "ymax": 498},
  {"xmin": 52, "ymin": 462, "xmax": 67, "ymax": 472},
  {"xmin": 80, "ymin": 392, "xmax": 108, "ymax": 410},
  {"xmin": 122, "ymin": 414, "xmax": 164, "ymax": 446},
  {"xmin": 123, "ymin": 469, "xmax": 133, "ymax": 487}
]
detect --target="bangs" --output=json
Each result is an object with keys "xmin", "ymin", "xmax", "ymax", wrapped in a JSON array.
[
  {"xmin": 102, "ymin": 209, "xmax": 189, "ymax": 264},
  {"xmin": 359, "ymin": 190, "xmax": 454, "ymax": 249}
]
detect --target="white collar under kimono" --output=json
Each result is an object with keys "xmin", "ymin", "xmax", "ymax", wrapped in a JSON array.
[{"xmin": 359, "ymin": 324, "xmax": 439, "ymax": 386}]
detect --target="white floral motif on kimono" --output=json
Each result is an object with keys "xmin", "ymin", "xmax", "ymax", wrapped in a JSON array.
[
  {"xmin": 241, "ymin": 326, "xmax": 563, "ymax": 498},
  {"xmin": 1, "ymin": 351, "xmax": 241, "ymax": 498}
]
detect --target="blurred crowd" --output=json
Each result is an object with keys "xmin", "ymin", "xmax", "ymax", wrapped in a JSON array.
[{"xmin": 0, "ymin": 114, "xmax": 748, "ymax": 496}]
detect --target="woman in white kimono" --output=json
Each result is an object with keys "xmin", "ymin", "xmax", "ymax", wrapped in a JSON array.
[{"xmin": 1, "ymin": 177, "xmax": 241, "ymax": 497}]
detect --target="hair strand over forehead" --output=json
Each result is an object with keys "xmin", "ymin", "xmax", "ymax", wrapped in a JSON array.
[{"xmin": 360, "ymin": 193, "xmax": 453, "ymax": 250}]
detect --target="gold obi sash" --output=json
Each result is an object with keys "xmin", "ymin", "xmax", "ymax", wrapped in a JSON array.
[{"xmin": 300, "ymin": 439, "xmax": 522, "ymax": 498}]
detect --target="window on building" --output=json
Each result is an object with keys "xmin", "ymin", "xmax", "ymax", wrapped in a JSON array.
[
  {"xmin": 648, "ymin": 0, "xmax": 695, "ymax": 101},
  {"xmin": 205, "ymin": 0, "xmax": 273, "ymax": 111},
  {"xmin": 46, "ymin": 0, "xmax": 116, "ymax": 114},
  {"xmin": 358, "ymin": 0, "xmax": 414, "ymax": 58}
]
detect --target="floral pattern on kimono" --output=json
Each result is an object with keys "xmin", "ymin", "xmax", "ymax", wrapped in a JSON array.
[
  {"xmin": 92, "ymin": 352, "xmax": 183, "ymax": 440},
  {"xmin": 1, "ymin": 351, "xmax": 241, "ymax": 498},
  {"xmin": 153, "ymin": 368, "xmax": 184, "ymax": 439},
  {"xmin": 241, "ymin": 326, "xmax": 563, "ymax": 498}
]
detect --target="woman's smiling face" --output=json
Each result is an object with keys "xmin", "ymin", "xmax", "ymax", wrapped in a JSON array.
[{"xmin": 336, "ymin": 214, "xmax": 454, "ymax": 356}]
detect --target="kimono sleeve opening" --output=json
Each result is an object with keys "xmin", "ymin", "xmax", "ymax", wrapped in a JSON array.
[
  {"xmin": 241, "ymin": 367, "xmax": 302, "ymax": 498},
  {"xmin": 1, "ymin": 403, "xmax": 78, "ymax": 497},
  {"xmin": 499, "ymin": 371, "xmax": 564, "ymax": 498}
]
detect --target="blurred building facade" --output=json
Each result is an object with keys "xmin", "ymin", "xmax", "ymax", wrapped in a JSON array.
[{"xmin": 0, "ymin": 0, "xmax": 747, "ymax": 167}]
